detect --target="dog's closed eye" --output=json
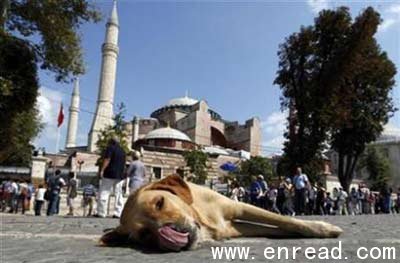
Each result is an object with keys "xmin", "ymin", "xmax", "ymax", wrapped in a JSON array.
[{"xmin": 155, "ymin": 196, "xmax": 164, "ymax": 211}]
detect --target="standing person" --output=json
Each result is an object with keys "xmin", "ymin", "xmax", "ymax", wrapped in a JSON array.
[
  {"xmin": 276, "ymin": 179, "xmax": 286, "ymax": 213},
  {"xmin": 293, "ymin": 167, "xmax": 309, "ymax": 215},
  {"xmin": 126, "ymin": 151, "xmax": 146, "ymax": 194},
  {"xmin": 396, "ymin": 188, "xmax": 400, "ymax": 214},
  {"xmin": 46, "ymin": 169, "xmax": 66, "ymax": 216},
  {"xmin": 10, "ymin": 180, "xmax": 19, "ymax": 213},
  {"xmin": 229, "ymin": 181, "xmax": 245, "ymax": 202},
  {"xmin": 34, "ymin": 184, "xmax": 46, "ymax": 216},
  {"xmin": 249, "ymin": 176, "xmax": 262, "ymax": 207},
  {"xmin": 95, "ymin": 137, "xmax": 126, "ymax": 218},
  {"xmin": 256, "ymin": 175, "xmax": 268, "ymax": 208},
  {"xmin": 266, "ymin": 186, "xmax": 280, "ymax": 214},
  {"xmin": 82, "ymin": 183, "xmax": 96, "ymax": 217},
  {"xmin": 307, "ymin": 185, "xmax": 317, "ymax": 215},
  {"xmin": 315, "ymin": 183, "xmax": 327, "ymax": 216},
  {"xmin": 17, "ymin": 180, "xmax": 29, "ymax": 214},
  {"xmin": 282, "ymin": 178, "xmax": 295, "ymax": 216},
  {"xmin": 337, "ymin": 188, "xmax": 348, "ymax": 216},
  {"xmin": 66, "ymin": 172, "xmax": 78, "ymax": 216},
  {"xmin": 26, "ymin": 182, "xmax": 35, "ymax": 212},
  {"xmin": 349, "ymin": 187, "xmax": 359, "ymax": 215}
]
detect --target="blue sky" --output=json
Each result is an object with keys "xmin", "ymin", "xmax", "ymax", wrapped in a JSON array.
[{"xmin": 35, "ymin": 0, "xmax": 400, "ymax": 155}]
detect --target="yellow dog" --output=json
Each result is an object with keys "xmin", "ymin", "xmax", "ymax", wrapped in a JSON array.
[{"xmin": 100, "ymin": 175, "xmax": 342, "ymax": 251}]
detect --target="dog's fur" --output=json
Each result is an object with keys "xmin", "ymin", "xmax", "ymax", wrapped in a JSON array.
[{"xmin": 100, "ymin": 175, "xmax": 342, "ymax": 251}]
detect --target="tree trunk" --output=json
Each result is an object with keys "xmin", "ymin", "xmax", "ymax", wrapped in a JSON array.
[
  {"xmin": 0, "ymin": 0, "xmax": 9, "ymax": 29},
  {"xmin": 337, "ymin": 152, "xmax": 360, "ymax": 193}
]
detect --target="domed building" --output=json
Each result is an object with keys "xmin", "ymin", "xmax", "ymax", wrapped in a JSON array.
[
  {"xmin": 131, "ymin": 95, "xmax": 261, "ymax": 156},
  {"xmin": 123, "ymin": 95, "xmax": 261, "ymax": 180}
]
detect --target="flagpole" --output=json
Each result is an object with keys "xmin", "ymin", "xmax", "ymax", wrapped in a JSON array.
[{"xmin": 55, "ymin": 126, "xmax": 60, "ymax": 154}]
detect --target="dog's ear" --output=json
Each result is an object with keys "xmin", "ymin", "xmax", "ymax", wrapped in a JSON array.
[
  {"xmin": 99, "ymin": 227, "xmax": 130, "ymax": 247},
  {"xmin": 148, "ymin": 175, "xmax": 193, "ymax": 205}
]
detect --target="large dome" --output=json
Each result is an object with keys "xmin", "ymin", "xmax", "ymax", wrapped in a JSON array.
[
  {"xmin": 165, "ymin": 96, "xmax": 198, "ymax": 107},
  {"xmin": 144, "ymin": 127, "xmax": 192, "ymax": 142}
]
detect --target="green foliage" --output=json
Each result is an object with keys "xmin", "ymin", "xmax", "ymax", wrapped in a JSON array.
[
  {"xmin": 0, "ymin": 1, "xmax": 100, "ymax": 165},
  {"xmin": 183, "ymin": 150, "xmax": 208, "ymax": 185},
  {"xmin": 275, "ymin": 6, "xmax": 396, "ymax": 191},
  {"xmin": 359, "ymin": 147, "xmax": 391, "ymax": 191},
  {"xmin": 239, "ymin": 156, "xmax": 273, "ymax": 186},
  {"xmin": 1, "ymin": 107, "xmax": 43, "ymax": 166},
  {"xmin": 96, "ymin": 103, "xmax": 131, "ymax": 159},
  {"xmin": 0, "ymin": 33, "xmax": 40, "ymax": 164},
  {"xmin": 2, "ymin": 0, "xmax": 101, "ymax": 82}
]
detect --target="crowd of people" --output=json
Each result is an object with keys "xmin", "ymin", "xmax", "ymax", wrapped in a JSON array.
[
  {"xmin": 229, "ymin": 167, "xmax": 400, "ymax": 216},
  {"xmin": 1, "ymin": 138, "xmax": 399, "ymax": 219},
  {"xmin": 0, "ymin": 171, "xmax": 98, "ymax": 217},
  {"xmin": 0, "ymin": 136, "xmax": 146, "ymax": 218}
]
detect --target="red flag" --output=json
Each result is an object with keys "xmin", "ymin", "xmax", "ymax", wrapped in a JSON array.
[{"xmin": 57, "ymin": 103, "xmax": 64, "ymax": 127}]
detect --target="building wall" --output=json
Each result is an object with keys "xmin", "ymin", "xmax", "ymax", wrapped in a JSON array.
[
  {"xmin": 224, "ymin": 118, "xmax": 261, "ymax": 156},
  {"xmin": 371, "ymin": 141, "xmax": 400, "ymax": 187},
  {"xmin": 138, "ymin": 118, "xmax": 159, "ymax": 139}
]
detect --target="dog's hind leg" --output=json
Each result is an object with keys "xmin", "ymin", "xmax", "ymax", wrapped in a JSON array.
[
  {"xmin": 232, "ymin": 203, "xmax": 342, "ymax": 238},
  {"xmin": 227, "ymin": 221, "xmax": 300, "ymax": 238}
]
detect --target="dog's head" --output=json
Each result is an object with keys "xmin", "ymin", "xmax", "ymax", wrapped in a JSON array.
[{"xmin": 100, "ymin": 175, "xmax": 201, "ymax": 252}]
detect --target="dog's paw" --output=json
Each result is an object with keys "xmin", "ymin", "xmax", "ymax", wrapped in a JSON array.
[{"xmin": 306, "ymin": 221, "xmax": 343, "ymax": 238}]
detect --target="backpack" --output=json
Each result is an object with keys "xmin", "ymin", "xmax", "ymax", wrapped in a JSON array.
[{"xmin": 48, "ymin": 176, "xmax": 62, "ymax": 192}]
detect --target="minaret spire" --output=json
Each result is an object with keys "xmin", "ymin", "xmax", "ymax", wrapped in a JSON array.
[
  {"xmin": 66, "ymin": 77, "xmax": 80, "ymax": 148},
  {"xmin": 88, "ymin": 0, "xmax": 120, "ymax": 152}
]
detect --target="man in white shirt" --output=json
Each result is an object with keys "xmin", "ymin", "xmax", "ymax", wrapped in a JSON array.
[{"xmin": 293, "ymin": 167, "xmax": 309, "ymax": 215}]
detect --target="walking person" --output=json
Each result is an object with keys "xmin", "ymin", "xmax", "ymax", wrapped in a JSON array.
[
  {"xmin": 293, "ymin": 167, "xmax": 309, "ymax": 215},
  {"xmin": 82, "ymin": 183, "xmax": 96, "ymax": 217},
  {"xmin": 34, "ymin": 184, "xmax": 46, "ymax": 216},
  {"xmin": 46, "ymin": 169, "xmax": 66, "ymax": 216},
  {"xmin": 126, "ymin": 151, "xmax": 146, "ymax": 194},
  {"xmin": 66, "ymin": 172, "xmax": 78, "ymax": 216},
  {"xmin": 95, "ymin": 137, "xmax": 126, "ymax": 218}
]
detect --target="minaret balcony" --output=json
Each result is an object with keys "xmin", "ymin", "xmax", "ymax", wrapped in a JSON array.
[{"xmin": 102, "ymin": 43, "xmax": 119, "ymax": 55}]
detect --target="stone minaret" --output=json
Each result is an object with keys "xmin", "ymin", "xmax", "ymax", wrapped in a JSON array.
[
  {"xmin": 65, "ymin": 78, "xmax": 80, "ymax": 148},
  {"xmin": 88, "ymin": 0, "xmax": 119, "ymax": 152}
]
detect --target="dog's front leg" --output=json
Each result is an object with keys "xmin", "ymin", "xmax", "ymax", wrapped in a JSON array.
[{"xmin": 233, "ymin": 203, "xmax": 342, "ymax": 238}]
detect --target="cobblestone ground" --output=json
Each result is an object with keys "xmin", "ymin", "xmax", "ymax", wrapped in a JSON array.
[{"xmin": 1, "ymin": 213, "xmax": 399, "ymax": 263}]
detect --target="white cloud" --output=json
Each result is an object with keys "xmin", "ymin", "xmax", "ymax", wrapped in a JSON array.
[
  {"xmin": 383, "ymin": 122, "xmax": 400, "ymax": 136},
  {"xmin": 34, "ymin": 87, "xmax": 65, "ymax": 152},
  {"xmin": 261, "ymin": 111, "xmax": 288, "ymax": 156},
  {"xmin": 307, "ymin": 0, "xmax": 330, "ymax": 14},
  {"xmin": 378, "ymin": 4, "xmax": 400, "ymax": 33},
  {"xmin": 379, "ymin": 18, "xmax": 396, "ymax": 33},
  {"xmin": 387, "ymin": 4, "xmax": 400, "ymax": 15}
]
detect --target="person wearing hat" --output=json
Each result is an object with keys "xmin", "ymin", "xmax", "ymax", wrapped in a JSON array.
[
  {"xmin": 126, "ymin": 150, "xmax": 146, "ymax": 194},
  {"xmin": 95, "ymin": 136, "xmax": 126, "ymax": 218}
]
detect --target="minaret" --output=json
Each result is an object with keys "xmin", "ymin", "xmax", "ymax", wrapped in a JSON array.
[
  {"xmin": 65, "ymin": 78, "xmax": 80, "ymax": 148},
  {"xmin": 88, "ymin": 0, "xmax": 119, "ymax": 152}
]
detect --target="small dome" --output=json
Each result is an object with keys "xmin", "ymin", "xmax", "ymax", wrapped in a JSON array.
[
  {"xmin": 144, "ymin": 127, "xmax": 192, "ymax": 142},
  {"xmin": 166, "ymin": 96, "xmax": 198, "ymax": 107}
]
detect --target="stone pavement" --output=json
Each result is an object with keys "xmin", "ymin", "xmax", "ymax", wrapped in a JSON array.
[{"xmin": 1, "ymin": 213, "xmax": 399, "ymax": 263}]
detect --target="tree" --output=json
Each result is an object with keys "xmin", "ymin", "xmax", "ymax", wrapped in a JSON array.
[
  {"xmin": 275, "ymin": 7, "xmax": 396, "ymax": 192},
  {"xmin": 239, "ymin": 156, "xmax": 273, "ymax": 186},
  {"xmin": 96, "ymin": 103, "xmax": 131, "ymax": 158},
  {"xmin": 359, "ymin": 147, "xmax": 391, "ymax": 191},
  {"xmin": 183, "ymin": 150, "xmax": 208, "ymax": 185},
  {"xmin": 1, "ymin": 108, "xmax": 43, "ymax": 166},
  {"xmin": 0, "ymin": 1, "xmax": 100, "ymax": 165}
]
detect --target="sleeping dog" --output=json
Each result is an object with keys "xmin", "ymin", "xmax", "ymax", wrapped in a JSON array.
[{"xmin": 100, "ymin": 175, "xmax": 342, "ymax": 251}]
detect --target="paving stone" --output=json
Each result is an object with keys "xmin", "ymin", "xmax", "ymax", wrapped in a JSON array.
[{"xmin": 1, "ymin": 213, "xmax": 399, "ymax": 263}]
